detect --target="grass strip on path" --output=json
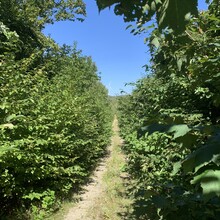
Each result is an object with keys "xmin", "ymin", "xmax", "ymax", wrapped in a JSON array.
[{"xmin": 88, "ymin": 117, "xmax": 132, "ymax": 220}]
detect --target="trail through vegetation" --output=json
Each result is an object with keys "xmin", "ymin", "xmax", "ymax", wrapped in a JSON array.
[
  {"xmin": 64, "ymin": 116, "xmax": 131, "ymax": 220},
  {"xmin": 1, "ymin": 1, "xmax": 220, "ymax": 219},
  {"xmin": 64, "ymin": 150, "xmax": 108, "ymax": 220}
]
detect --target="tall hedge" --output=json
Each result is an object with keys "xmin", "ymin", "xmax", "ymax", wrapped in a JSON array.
[
  {"xmin": 0, "ymin": 10, "xmax": 112, "ymax": 219},
  {"xmin": 118, "ymin": 3, "xmax": 220, "ymax": 219}
]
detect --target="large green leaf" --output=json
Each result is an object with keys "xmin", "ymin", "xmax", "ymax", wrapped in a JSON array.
[
  {"xmin": 96, "ymin": 0, "xmax": 120, "ymax": 10},
  {"xmin": 157, "ymin": 0, "xmax": 198, "ymax": 33},
  {"xmin": 167, "ymin": 124, "xmax": 191, "ymax": 139},
  {"xmin": 183, "ymin": 133, "xmax": 220, "ymax": 173},
  {"xmin": 138, "ymin": 124, "xmax": 191, "ymax": 139},
  {"xmin": 191, "ymin": 169, "xmax": 220, "ymax": 199}
]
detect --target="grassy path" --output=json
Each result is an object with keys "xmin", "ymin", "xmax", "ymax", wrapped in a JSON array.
[
  {"xmin": 86, "ymin": 117, "xmax": 132, "ymax": 220},
  {"xmin": 49, "ymin": 117, "xmax": 132, "ymax": 220}
]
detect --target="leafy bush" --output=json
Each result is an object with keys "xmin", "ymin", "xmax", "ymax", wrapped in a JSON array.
[
  {"xmin": 118, "ymin": 3, "xmax": 220, "ymax": 219},
  {"xmin": 0, "ymin": 5, "xmax": 112, "ymax": 218}
]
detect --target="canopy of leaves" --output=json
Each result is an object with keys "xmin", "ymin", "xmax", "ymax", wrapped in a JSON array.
[
  {"xmin": 96, "ymin": 0, "xmax": 199, "ymax": 33},
  {"xmin": 0, "ymin": 0, "xmax": 86, "ymax": 29},
  {"xmin": 0, "ymin": 0, "xmax": 86, "ymax": 59}
]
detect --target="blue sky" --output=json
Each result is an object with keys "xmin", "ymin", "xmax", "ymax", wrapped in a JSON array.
[{"xmin": 43, "ymin": 0, "xmax": 208, "ymax": 96}]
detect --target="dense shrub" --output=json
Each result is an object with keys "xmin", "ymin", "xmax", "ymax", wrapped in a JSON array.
[
  {"xmin": 118, "ymin": 3, "xmax": 220, "ymax": 219},
  {"xmin": 0, "ymin": 4, "xmax": 112, "ymax": 218}
]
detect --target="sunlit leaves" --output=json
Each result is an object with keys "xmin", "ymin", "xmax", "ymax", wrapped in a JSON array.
[
  {"xmin": 0, "ymin": 0, "xmax": 86, "ymax": 29},
  {"xmin": 96, "ymin": 0, "xmax": 199, "ymax": 34},
  {"xmin": 117, "ymin": 1, "xmax": 220, "ymax": 218},
  {"xmin": 0, "ymin": 47, "xmax": 112, "ymax": 216},
  {"xmin": 191, "ymin": 170, "xmax": 220, "ymax": 199},
  {"xmin": 0, "ymin": 22, "xmax": 112, "ymax": 219},
  {"xmin": 151, "ymin": 37, "xmax": 160, "ymax": 48}
]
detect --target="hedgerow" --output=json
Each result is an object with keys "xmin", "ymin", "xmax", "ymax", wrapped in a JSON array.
[
  {"xmin": 118, "ymin": 2, "xmax": 220, "ymax": 219},
  {"xmin": 0, "ymin": 2, "xmax": 112, "ymax": 218}
]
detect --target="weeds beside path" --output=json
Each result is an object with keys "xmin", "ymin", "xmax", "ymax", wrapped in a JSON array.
[{"xmin": 53, "ymin": 116, "xmax": 132, "ymax": 220}]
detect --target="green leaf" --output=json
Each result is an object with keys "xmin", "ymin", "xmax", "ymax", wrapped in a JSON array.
[
  {"xmin": 151, "ymin": 1, "xmax": 156, "ymax": 11},
  {"xmin": 183, "ymin": 133, "xmax": 220, "ymax": 173},
  {"xmin": 0, "ymin": 123, "xmax": 15, "ymax": 129},
  {"xmin": 126, "ymin": 24, "xmax": 133, "ymax": 30},
  {"xmin": 5, "ymin": 114, "xmax": 25, "ymax": 122},
  {"xmin": 171, "ymin": 161, "xmax": 182, "ymax": 176},
  {"xmin": 143, "ymin": 4, "xmax": 150, "ymax": 12},
  {"xmin": 139, "ymin": 124, "xmax": 191, "ymax": 139},
  {"xmin": 157, "ymin": 0, "xmax": 198, "ymax": 33},
  {"xmin": 168, "ymin": 124, "xmax": 191, "ymax": 139},
  {"xmin": 175, "ymin": 133, "xmax": 198, "ymax": 149},
  {"xmin": 96, "ymin": 0, "xmax": 120, "ymax": 11},
  {"xmin": 6, "ymin": 114, "xmax": 17, "ymax": 122},
  {"xmin": 151, "ymin": 37, "xmax": 160, "ymax": 48},
  {"xmin": 191, "ymin": 169, "xmax": 220, "ymax": 199},
  {"xmin": 177, "ymin": 58, "xmax": 183, "ymax": 71}
]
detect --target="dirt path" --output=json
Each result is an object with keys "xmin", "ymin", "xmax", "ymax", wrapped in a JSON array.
[
  {"xmin": 64, "ymin": 160, "xmax": 108, "ymax": 220},
  {"xmin": 64, "ymin": 117, "xmax": 128, "ymax": 220}
]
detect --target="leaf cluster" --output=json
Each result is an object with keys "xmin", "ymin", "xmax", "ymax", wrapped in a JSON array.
[{"xmin": 96, "ymin": 0, "xmax": 199, "ymax": 34}]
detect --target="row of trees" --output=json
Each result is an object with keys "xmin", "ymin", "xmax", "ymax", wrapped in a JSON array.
[
  {"xmin": 117, "ymin": 1, "xmax": 220, "ymax": 219},
  {"xmin": 0, "ymin": 1, "xmax": 112, "ymax": 219}
]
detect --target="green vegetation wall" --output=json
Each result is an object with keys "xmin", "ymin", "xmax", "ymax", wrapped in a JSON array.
[
  {"xmin": 118, "ymin": 2, "xmax": 220, "ymax": 219},
  {"xmin": 0, "ymin": 1, "xmax": 112, "ymax": 218}
]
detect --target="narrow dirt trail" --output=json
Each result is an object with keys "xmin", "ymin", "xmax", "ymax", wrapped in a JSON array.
[{"xmin": 64, "ymin": 117, "xmax": 127, "ymax": 220}]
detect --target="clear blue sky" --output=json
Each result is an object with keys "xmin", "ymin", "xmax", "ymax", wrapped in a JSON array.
[{"xmin": 43, "ymin": 0, "xmax": 208, "ymax": 96}]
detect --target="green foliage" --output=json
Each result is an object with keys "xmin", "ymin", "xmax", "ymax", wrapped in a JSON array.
[
  {"xmin": 0, "ymin": 0, "xmax": 86, "ymax": 28},
  {"xmin": 109, "ymin": 96, "xmax": 119, "ymax": 115},
  {"xmin": 0, "ymin": 0, "xmax": 85, "ymax": 59},
  {"xmin": 96, "ymin": 0, "xmax": 199, "ymax": 34},
  {"xmin": 0, "ymin": 2, "xmax": 112, "ymax": 218},
  {"xmin": 118, "ymin": 2, "xmax": 220, "ymax": 219}
]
